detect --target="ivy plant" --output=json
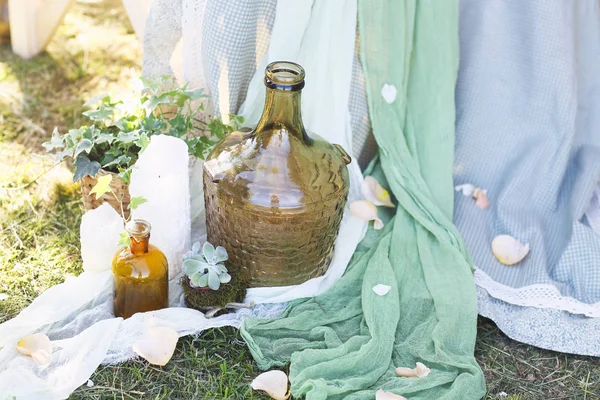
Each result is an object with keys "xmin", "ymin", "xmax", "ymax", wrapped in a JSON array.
[{"xmin": 43, "ymin": 76, "xmax": 244, "ymax": 184}]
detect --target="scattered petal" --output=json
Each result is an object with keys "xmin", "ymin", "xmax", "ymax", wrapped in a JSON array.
[
  {"xmin": 415, "ymin": 362, "xmax": 431, "ymax": 377},
  {"xmin": 395, "ymin": 362, "xmax": 430, "ymax": 378},
  {"xmin": 133, "ymin": 326, "xmax": 179, "ymax": 366},
  {"xmin": 0, "ymin": 293, "xmax": 8, "ymax": 301},
  {"xmin": 16, "ymin": 333, "xmax": 52, "ymax": 366},
  {"xmin": 372, "ymin": 284, "xmax": 392, "ymax": 296},
  {"xmin": 455, "ymin": 184, "xmax": 475, "ymax": 197},
  {"xmin": 381, "ymin": 83, "xmax": 397, "ymax": 104},
  {"xmin": 498, "ymin": 392, "xmax": 508, "ymax": 398},
  {"xmin": 491, "ymin": 235, "xmax": 530, "ymax": 266},
  {"xmin": 250, "ymin": 370, "xmax": 290, "ymax": 400},
  {"xmin": 86, "ymin": 379, "xmax": 94, "ymax": 387},
  {"xmin": 473, "ymin": 188, "xmax": 489, "ymax": 209},
  {"xmin": 362, "ymin": 176, "xmax": 395, "ymax": 208},
  {"xmin": 350, "ymin": 200, "xmax": 384, "ymax": 230},
  {"xmin": 376, "ymin": 389, "xmax": 407, "ymax": 400}
]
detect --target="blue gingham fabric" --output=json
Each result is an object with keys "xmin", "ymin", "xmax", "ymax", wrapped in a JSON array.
[{"xmin": 454, "ymin": 0, "xmax": 600, "ymax": 354}]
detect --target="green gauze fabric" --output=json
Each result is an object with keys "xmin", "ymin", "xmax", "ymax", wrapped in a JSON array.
[{"xmin": 240, "ymin": 1, "xmax": 486, "ymax": 399}]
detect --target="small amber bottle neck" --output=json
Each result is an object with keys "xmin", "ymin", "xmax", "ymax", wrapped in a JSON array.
[
  {"xmin": 255, "ymin": 88, "xmax": 307, "ymax": 141},
  {"xmin": 130, "ymin": 234, "xmax": 150, "ymax": 254}
]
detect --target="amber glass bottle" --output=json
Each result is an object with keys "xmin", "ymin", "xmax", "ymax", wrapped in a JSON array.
[
  {"xmin": 112, "ymin": 219, "xmax": 168, "ymax": 318},
  {"xmin": 203, "ymin": 61, "xmax": 351, "ymax": 287}
]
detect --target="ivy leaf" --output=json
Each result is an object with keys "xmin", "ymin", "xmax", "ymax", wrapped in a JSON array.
[
  {"xmin": 74, "ymin": 138, "xmax": 94, "ymax": 158},
  {"xmin": 139, "ymin": 76, "xmax": 161, "ymax": 93},
  {"xmin": 83, "ymin": 106, "xmax": 114, "ymax": 122},
  {"xmin": 89, "ymin": 174, "xmax": 113, "ymax": 200},
  {"xmin": 117, "ymin": 130, "xmax": 139, "ymax": 143},
  {"xmin": 128, "ymin": 196, "xmax": 148, "ymax": 210},
  {"xmin": 102, "ymin": 154, "xmax": 131, "ymax": 169},
  {"xmin": 42, "ymin": 128, "xmax": 64, "ymax": 151},
  {"xmin": 95, "ymin": 132, "xmax": 115, "ymax": 145},
  {"xmin": 72, "ymin": 155, "xmax": 101, "ymax": 182},
  {"xmin": 54, "ymin": 148, "xmax": 74, "ymax": 163},
  {"xmin": 135, "ymin": 132, "xmax": 150, "ymax": 152},
  {"xmin": 118, "ymin": 231, "xmax": 130, "ymax": 246},
  {"xmin": 84, "ymin": 94, "xmax": 110, "ymax": 107},
  {"xmin": 186, "ymin": 88, "xmax": 208, "ymax": 102}
]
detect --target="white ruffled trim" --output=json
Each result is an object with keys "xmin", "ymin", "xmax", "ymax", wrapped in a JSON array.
[{"xmin": 474, "ymin": 268, "xmax": 600, "ymax": 318}]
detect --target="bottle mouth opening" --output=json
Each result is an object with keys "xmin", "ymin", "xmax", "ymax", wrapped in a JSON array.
[
  {"xmin": 264, "ymin": 61, "xmax": 305, "ymax": 91},
  {"xmin": 125, "ymin": 219, "xmax": 151, "ymax": 238}
]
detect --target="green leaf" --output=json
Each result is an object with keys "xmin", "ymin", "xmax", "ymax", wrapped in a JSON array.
[
  {"xmin": 54, "ymin": 148, "xmax": 74, "ymax": 163},
  {"xmin": 115, "ymin": 117, "xmax": 137, "ymax": 132},
  {"xmin": 128, "ymin": 196, "xmax": 148, "ymax": 210},
  {"xmin": 95, "ymin": 132, "xmax": 115, "ymax": 145},
  {"xmin": 218, "ymin": 273, "xmax": 231, "ymax": 284},
  {"xmin": 214, "ymin": 246, "xmax": 228, "ymax": 263},
  {"xmin": 117, "ymin": 168, "xmax": 132, "ymax": 185},
  {"xmin": 207, "ymin": 270, "xmax": 220, "ymax": 290},
  {"xmin": 102, "ymin": 154, "xmax": 131, "ymax": 169},
  {"xmin": 139, "ymin": 76, "xmax": 161, "ymax": 93},
  {"xmin": 72, "ymin": 155, "xmax": 101, "ymax": 182},
  {"xmin": 83, "ymin": 106, "xmax": 114, "ymax": 122},
  {"xmin": 42, "ymin": 128, "xmax": 64, "ymax": 151},
  {"xmin": 74, "ymin": 138, "xmax": 94, "ymax": 158},
  {"xmin": 202, "ymin": 242, "xmax": 216, "ymax": 263},
  {"xmin": 186, "ymin": 88, "xmax": 208, "ymax": 101},
  {"xmin": 118, "ymin": 231, "xmax": 130, "ymax": 246},
  {"xmin": 135, "ymin": 132, "xmax": 150, "ymax": 152},
  {"xmin": 117, "ymin": 130, "xmax": 139, "ymax": 143},
  {"xmin": 89, "ymin": 174, "xmax": 113, "ymax": 200},
  {"xmin": 183, "ymin": 259, "xmax": 204, "ymax": 276},
  {"xmin": 84, "ymin": 94, "xmax": 110, "ymax": 107}
]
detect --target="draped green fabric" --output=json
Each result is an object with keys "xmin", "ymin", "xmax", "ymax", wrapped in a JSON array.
[{"xmin": 240, "ymin": 1, "xmax": 486, "ymax": 399}]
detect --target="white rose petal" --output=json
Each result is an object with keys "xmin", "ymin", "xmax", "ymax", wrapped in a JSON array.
[
  {"xmin": 362, "ymin": 176, "xmax": 395, "ymax": 208},
  {"xmin": 491, "ymin": 235, "xmax": 530, "ymax": 266},
  {"xmin": 16, "ymin": 333, "xmax": 52, "ymax": 366},
  {"xmin": 0, "ymin": 293, "xmax": 8, "ymax": 301},
  {"xmin": 250, "ymin": 370, "xmax": 290, "ymax": 400},
  {"xmin": 381, "ymin": 84, "xmax": 397, "ymax": 104},
  {"xmin": 133, "ymin": 326, "xmax": 179, "ymax": 366},
  {"xmin": 376, "ymin": 389, "xmax": 407, "ymax": 400},
  {"xmin": 349, "ymin": 200, "xmax": 384, "ymax": 230},
  {"xmin": 86, "ymin": 379, "xmax": 94, "ymax": 387},
  {"xmin": 372, "ymin": 284, "xmax": 392, "ymax": 296},
  {"xmin": 455, "ymin": 184, "xmax": 475, "ymax": 197},
  {"xmin": 395, "ymin": 361, "xmax": 430, "ymax": 378}
]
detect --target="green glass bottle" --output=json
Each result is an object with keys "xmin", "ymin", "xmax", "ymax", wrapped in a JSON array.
[{"xmin": 203, "ymin": 61, "xmax": 351, "ymax": 287}]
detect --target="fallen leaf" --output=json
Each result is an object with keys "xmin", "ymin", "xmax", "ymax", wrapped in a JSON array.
[
  {"xmin": 16, "ymin": 333, "xmax": 52, "ymax": 366},
  {"xmin": 372, "ymin": 284, "xmax": 392, "ymax": 296},
  {"xmin": 362, "ymin": 176, "xmax": 395, "ymax": 208},
  {"xmin": 395, "ymin": 362, "xmax": 431, "ymax": 378},
  {"xmin": 491, "ymin": 235, "xmax": 530, "ymax": 266},
  {"xmin": 133, "ymin": 326, "xmax": 179, "ymax": 366},
  {"xmin": 349, "ymin": 200, "xmax": 384, "ymax": 230},
  {"xmin": 376, "ymin": 389, "xmax": 407, "ymax": 400},
  {"xmin": 250, "ymin": 370, "xmax": 290, "ymax": 400}
]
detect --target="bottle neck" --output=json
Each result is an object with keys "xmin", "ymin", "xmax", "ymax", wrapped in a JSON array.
[
  {"xmin": 255, "ymin": 88, "xmax": 307, "ymax": 140},
  {"xmin": 130, "ymin": 235, "xmax": 149, "ymax": 254}
]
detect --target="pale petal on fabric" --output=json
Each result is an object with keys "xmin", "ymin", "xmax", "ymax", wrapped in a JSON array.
[
  {"xmin": 376, "ymin": 389, "xmax": 407, "ymax": 400},
  {"xmin": 454, "ymin": 184, "xmax": 475, "ymax": 197},
  {"xmin": 372, "ymin": 284, "xmax": 391, "ymax": 296},
  {"xmin": 473, "ymin": 189, "xmax": 489, "ymax": 209},
  {"xmin": 80, "ymin": 203, "xmax": 123, "ymax": 273},
  {"xmin": 250, "ymin": 370, "xmax": 290, "ymax": 400},
  {"xmin": 491, "ymin": 235, "xmax": 530, "ymax": 266},
  {"xmin": 380, "ymin": 84, "xmax": 397, "ymax": 104},
  {"xmin": 350, "ymin": 200, "xmax": 384, "ymax": 230},
  {"xmin": 133, "ymin": 326, "xmax": 179, "ymax": 366},
  {"xmin": 16, "ymin": 333, "xmax": 52, "ymax": 366},
  {"xmin": 362, "ymin": 176, "xmax": 395, "ymax": 207},
  {"xmin": 129, "ymin": 135, "xmax": 191, "ymax": 280}
]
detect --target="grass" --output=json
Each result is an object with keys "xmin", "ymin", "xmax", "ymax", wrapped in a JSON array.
[{"xmin": 0, "ymin": 1, "xmax": 599, "ymax": 399}]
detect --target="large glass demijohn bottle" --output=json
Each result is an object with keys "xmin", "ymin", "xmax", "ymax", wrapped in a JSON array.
[{"xmin": 203, "ymin": 61, "xmax": 351, "ymax": 287}]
